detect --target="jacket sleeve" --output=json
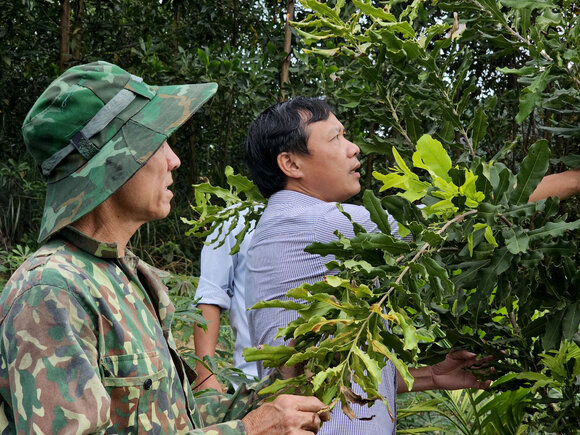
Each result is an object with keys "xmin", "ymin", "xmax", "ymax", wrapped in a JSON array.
[
  {"xmin": 190, "ymin": 370, "xmax": 281, "ymax": 431},
  {"xmin": 0, "ymin": 284, "xmax": 110, "ymax": 433}
]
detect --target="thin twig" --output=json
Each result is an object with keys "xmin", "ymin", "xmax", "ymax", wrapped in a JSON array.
[
  {"xmin": 381, "ymin": 209, "xmax": 478, "ymax": 303},
  {"xmin": 471, "ymin": 0, "xmax": 553, "ymax": 62}
]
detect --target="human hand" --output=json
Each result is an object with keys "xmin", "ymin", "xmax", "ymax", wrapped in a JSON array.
[
  {"xmin": 242, "ymin": 394, "xmax": 330, "ymax": 434},
  {"xmin": 430, "ymin": 349, "xmax": 492, "ymax": 390}
]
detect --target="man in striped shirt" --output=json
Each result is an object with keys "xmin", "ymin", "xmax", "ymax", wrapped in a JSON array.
[{"xmin": 243, "ymin": 97, "xmax": 493, "ymax": 434}]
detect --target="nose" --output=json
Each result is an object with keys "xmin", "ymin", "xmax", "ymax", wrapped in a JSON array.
[
  {"xmin": 348, "ymin": 140, "xmax": 360, "ymax": 157},
  {"xmin": 166, "ymin": 143, "xmax": 181, "ymax": 170}
]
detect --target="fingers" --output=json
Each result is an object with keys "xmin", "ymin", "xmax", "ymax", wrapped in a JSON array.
[
  {"xmin": 283, "ymin": 394, "xmax": 326, "ymax": 412},
  {"xmin": 298, "ymin": 410, "xmax": 323, "ymax": 433},
  {"xmin": 242, "ymin": 394, "xmax": 328, "ymax": 435},
  {"xmin": 318, "ymin": 409, "xmax": 331, "ymax": 422},
  {"xmin": 275, "ymin": 395, "xmax": 328, "ymax": 433}
]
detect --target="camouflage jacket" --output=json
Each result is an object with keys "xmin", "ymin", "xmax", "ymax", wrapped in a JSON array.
[{"xmin": 0, "ymin": 227, "xmax": 266, "ymax": 434}]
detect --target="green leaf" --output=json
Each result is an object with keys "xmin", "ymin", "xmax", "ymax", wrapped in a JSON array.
[
  {"xmin": 489, "ymin": 247, "xmax": 513, "ymax": 275},
  {"xmin": 550, "ymin": 154, "xmax": 580, "ymax": 168},
  {"xmin": 243, "ymin": 344, "xmax": 296, "ymax": 366},
  {"xmin": 392, "ymin": 311, "xmax": 419, "ymax": 350},
  {"xmin": 352, "ymin": 346, "xmax": 383, "ymax": 386},
  {"xmin": 381, "ymin": 196, "xmax": 427, "ymax": 226},
  {"xmin": 300, "ymin": 0, "xmax": 342, "ymax": 22},
  {"xmin": 510, "ymin": 140, "xmax": 550, "ymax": 204},
  {"xmin": 470, "ymin": 107, "xmax": 488, "ymax": 150},
  {"xmin": 502, "ymin": 226, "xmax": 530, "ymax": 254},
  {"xmin": 515, "ymin": 68, "xmax": 552, "ymax": 123},
  {"xmin": 350, "ymin": 233, "xmax": 411, "ymax": 254},
  {"xmin": 352, "ymin": 0, "xmax": 395, "ymax": 21},
  {"xmin": 412, "ymin": 134, "xmax": 452, "ymax": 182},
  {"xmin": 258, "ymin": 376, "xmax": 306, "ymax": 396},
  {"xmin": 543, "ymin": 310, "xmax": 566, "ymax": 350},
  {"xmin": 363, "ymin": 190, "xmax": 392, "ymax": 234},
  {"xmin": 528, "ymin": 219, "xmax": 580, "ymax": 240},
  {"xmin": 497, "ymin": 65, "xmax": 537, "ymax": 76},
  {"xmin": 499, "ymin": 0, "xmax": 555, "ymax": 9},
  {"xmin": 562, "ymin": 302, "xmax": 580, "ymax": 340}
]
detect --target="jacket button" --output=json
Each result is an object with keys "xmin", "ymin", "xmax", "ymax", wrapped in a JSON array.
[{"xmin": 143, "ymin": 379, "xmax": 153, "ymax": 390}]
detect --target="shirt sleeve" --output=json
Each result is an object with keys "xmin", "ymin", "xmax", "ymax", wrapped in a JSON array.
[
  {"xmin": 0, "ymin": 285, "xmax": 109, "ymax": 433},
  {"xmin": 191, "ymin": 370, "xmax": 280, "ymax": 432},
  {"xmin": 195, "ymin": 226, "xmax": 240, "ymax": 310}
]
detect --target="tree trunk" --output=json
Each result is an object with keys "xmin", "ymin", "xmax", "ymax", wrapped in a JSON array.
[
  {"xmin": 72, "ymin": 0, "xmax": 85, "ymax": 62},
  {"xmin": 59, "ymin": 0, "xmax": 71, "ymax": 72},
  {"xmin": 173, "ymin": 0, "xmax": 182, "ymax": 55},
  {"xmin": 280, "ymin": 0, "xmax": 295, "ymax": 100},
  {"xmin": 231, "ymin": 0, "xmax": 238, "ymax": 46}
]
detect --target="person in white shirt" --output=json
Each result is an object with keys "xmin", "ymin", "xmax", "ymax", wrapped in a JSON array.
[{"xmin": 193, "ymin": 216, "xmax": 259, "ymax": 392}]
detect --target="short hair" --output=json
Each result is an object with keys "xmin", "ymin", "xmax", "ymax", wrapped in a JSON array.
[{"xmin": 245, "ymin": 96, "xmax": 332, "ymax": 198}]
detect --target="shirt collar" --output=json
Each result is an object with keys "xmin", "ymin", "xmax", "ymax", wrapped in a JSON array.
[
  {"xmin": 58, "ymin": 226, "xmax": 122, "ymax": 259},
  {"xmin": 269, "ymin": 190, "xmax": 329, "ymax": 207}
]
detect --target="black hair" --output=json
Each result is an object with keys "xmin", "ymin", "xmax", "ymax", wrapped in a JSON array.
[{"xmin": 244, "ymin": 96, "xmax": 332, "ymax": 198}]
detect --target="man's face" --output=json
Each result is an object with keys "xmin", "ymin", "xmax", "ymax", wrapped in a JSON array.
[
  {"xmin": 110, "ymin": 141, "xmax": 181, "ymax": 224},
  {"xmin": 298, "ymin": 112, "xmax": 361, "ymax": 203}
]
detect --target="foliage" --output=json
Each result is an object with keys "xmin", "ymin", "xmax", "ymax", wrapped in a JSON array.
[
  {"xmin": 0, "ymin": 244, "xmax": 33, "ymax": 288},
  {"xmin": 234, "ymin": 1, "xmax": 580, "ymax": 431},
  {"xmin": 243, "ymin": 134, "xmax": 580, "ymax": 430},
  {"xmin": 183, "ymin": 166, "xmax": 265, "ymax": 254},
  {"xmin": 0, "ymin": 0, "xmax": 300, "ymax": 260},
  {"xmin": 161, "ymin": 269, "xmax": 256, "ymax": 392}
]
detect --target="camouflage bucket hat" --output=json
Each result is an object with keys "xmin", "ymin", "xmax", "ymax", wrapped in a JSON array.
[{"xmin": 22, "ymin": 61, "xmax": 217, "ymax": 243}]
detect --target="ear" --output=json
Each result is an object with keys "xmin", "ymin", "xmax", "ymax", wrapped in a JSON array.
[{"xmin": 277, "ymin": 152, "xmax": 304, "ymax": 179}]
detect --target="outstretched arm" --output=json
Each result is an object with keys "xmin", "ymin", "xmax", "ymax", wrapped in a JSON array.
[
  {"xmin": 529, "ymin": 168, "xmax": 580, "ymax": 202},
  {"xmin": 193, "ymin": 304, "xmax": 224, "ymax": 392},
  {"xmin": 397, "ymin": 350, "xmax": 491, "ymax": 393}
]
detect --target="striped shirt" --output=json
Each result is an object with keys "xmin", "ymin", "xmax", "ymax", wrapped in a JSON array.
[{"xmin": 245, "ymin": 190, "xmax": 398, "ymax": 435}]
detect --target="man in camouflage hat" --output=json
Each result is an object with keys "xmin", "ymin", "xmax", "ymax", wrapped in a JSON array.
[{"xmin": 0, "ymin": 61, "xmax": 329, "ymax": 434}]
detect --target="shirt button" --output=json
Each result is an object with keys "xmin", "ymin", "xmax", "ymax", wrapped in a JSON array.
[{"xmin": 143, "ymin": 379, "xmax": 153, "ymax": 390}]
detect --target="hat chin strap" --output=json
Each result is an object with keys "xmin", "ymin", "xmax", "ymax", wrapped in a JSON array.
[{"xmin": 40, "ymin": 74, "xmax": 145, "ymax": 177}]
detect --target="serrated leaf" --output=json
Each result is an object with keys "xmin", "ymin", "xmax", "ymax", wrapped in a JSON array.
[
  {"xmin": 542, "ymin": 310, "xmax": 566, "ymax": 350},
  {"xmin": 243, "ymin": 344, "xmax": 296, "ymax": 366},
  {"xmin": 528, "ymin": 219, "xmax": 580, "ymax": 240},
  {"xmin": 562, "ymin": 302, "xmax": 580, "ymax": 340},
  {"xmin": 363, "ymin": 190, "xmax": 392, "ymax": 234},
  {"xmin": 392, "ymin": 311, "xmax": 419, "ymax": 350},
  {"xmin": 497, "ymin": 65, "xmax": 537, "ymax": 76},
  {"xmin": 510, "ymin": 140, "xmax": 550, "ymax": 204},
  {"xmin": 515, "ymin": 68, "xmax": 552, "ymax": 123},
  {"xmin": 258, "ymin": 376, "xmax": 306, "ymax": 396},
  {"xmin": 470, "ymin": 107, "xmax": 488, "ymax": 150},
  {"xmin": 503, "ymin": 226, "xmax": 530, "ymax": 254},
  {"xmin": 352, "ymin": 346, "xmax": 382, "ymax": 386},
  {"xmin": 352, "ymin": 0, "xmax": 394, "ymax": 20},
  {"xmin": 499, "ymin": 0, "xmax": 555, "ymax": 9}
]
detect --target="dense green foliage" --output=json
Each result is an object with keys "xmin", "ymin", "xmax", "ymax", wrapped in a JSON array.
[
  {"xmin": 2, "ymin": 0, "xmax": 580, "ymax": 432},
  {"xmin": 0, "ymin": 0, "xmax": 299, "ymax": 268},
  {"xmin": 188, "ymin": 1, "xmax": 580, "ymax": 432}
]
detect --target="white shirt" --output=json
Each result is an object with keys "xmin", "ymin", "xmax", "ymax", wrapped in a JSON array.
[{"xmin": 195, "ymin": 217, "xmax": 259, "ymax": 379}]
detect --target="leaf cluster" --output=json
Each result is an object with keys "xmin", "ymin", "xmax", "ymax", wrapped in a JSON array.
[{"xmin": 244, "ymin": 134, "xmax": 580, "ymax": 429}]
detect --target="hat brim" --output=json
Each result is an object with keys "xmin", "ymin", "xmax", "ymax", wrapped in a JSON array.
[{"xmin": 38, "ymin": 82, "xmax": 218, "ymax": 243}]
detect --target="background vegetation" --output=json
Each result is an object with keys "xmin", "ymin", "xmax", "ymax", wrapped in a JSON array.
[{"xmin": 1, "ymin": 0, "xmax": 579, "ymax": 433}]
